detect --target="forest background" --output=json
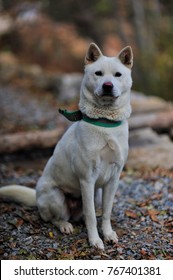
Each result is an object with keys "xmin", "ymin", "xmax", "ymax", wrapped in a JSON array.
[{"xmin": 0, "ymin": 0, "xmax": 173, "ymax": 101}]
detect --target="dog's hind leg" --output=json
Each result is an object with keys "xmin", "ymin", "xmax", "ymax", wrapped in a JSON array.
[{"xmin": 37, "ymin": 185, "xmax": 73, "ymax": 234}]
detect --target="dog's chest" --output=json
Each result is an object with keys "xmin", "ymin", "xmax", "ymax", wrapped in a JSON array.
[
  {"xmin": 100, "ymin": 138, "xmax": 121, "ymax": 163},
  {"xmin": 69, "ymin": 121, "xmax": 129, "ymax": 187},
  {"xmin": 95, "ymin": 133, "xmax": 127, "ymax": 187}
]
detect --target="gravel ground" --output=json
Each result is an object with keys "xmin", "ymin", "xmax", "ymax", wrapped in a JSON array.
[
  {"xmin": 0, "ymin": 86, "xmax": 59, "ymax": 134},
  {"xmin": 0, "ymin": 152, "xmax": 173, "ymax": 260}
]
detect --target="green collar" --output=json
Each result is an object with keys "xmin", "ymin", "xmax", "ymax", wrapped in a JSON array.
[{"xmin": 59, "ymin": 109, "xmax": 122, "ymax": 128}]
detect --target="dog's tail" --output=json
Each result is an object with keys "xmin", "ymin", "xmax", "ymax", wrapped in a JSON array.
[{"xmin": 0, "ymin": 185, "xmax": 36, "ymax": 206}]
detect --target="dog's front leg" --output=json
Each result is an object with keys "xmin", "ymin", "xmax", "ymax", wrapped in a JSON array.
[
  {"xmin": 102, "ymin": 171, "xmax": 121, "ymax": 244},
  {"xmin": 80, "ymin": 178, "xmax": 104, "ymax": 250}
]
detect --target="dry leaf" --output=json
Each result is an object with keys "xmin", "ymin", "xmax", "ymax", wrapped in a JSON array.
[
  {"xmin": 125, "ymin": 210, "xmax": 138, "ymax": 219},
  {"xmin": 148, "ymin": 209, "xmax": 159, "ymax": 222},
  {"xmin": 140, "ymin": 248, "xmax": 147, "ymax": 255},
  {"xmin": 49, "ymin": 231, "xmax": 54, "ymax": 238}
]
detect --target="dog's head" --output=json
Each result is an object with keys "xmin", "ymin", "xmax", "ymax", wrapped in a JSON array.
[{"xmin": 81, "ymin": 43, "xmax": 133, "ymax": 107}]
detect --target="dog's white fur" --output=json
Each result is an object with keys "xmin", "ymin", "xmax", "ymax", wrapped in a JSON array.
[{"xmin": 0, "ymin": 43, "xmax": 133, "ymax": 250}]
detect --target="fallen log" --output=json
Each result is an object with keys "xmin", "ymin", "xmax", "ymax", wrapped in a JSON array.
[
  {"xmin": 0, "ymin": 127, "xmax": 65, "ymax": 153},
  {"xmin": 1, "ymin": 109, "xmax": 173, "ymax": 153},
  {"xmin": 127, "ymin": 128, "xmax": 173, "ymax": 169},
  {"xmin": 129, "ymin": 110, "xmax": 173, "ymax": 131},
  {"xmin": 131, "ymin": 91, "xmax": 169, "ymax": 114}
]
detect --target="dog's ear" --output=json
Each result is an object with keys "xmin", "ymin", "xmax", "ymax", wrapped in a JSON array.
[
  {"xmin": 117, "ymin": 46, "xmax": 133, "ymax": 68},
  {"xmin": 85, "ymin": 43, "xmax": 103, "ymax": 64}
]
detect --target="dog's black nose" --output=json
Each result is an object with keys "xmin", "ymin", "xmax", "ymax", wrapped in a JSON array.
[{"xmin": 102, "ymin": 82, "xmax": 113, "ymax": 93}]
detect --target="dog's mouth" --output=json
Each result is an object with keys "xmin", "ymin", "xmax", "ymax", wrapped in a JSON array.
[
  {"xmin": 99, "ymin": 92, "xmax": 120, "ymax": 103},
  {"xmin": 95, "ymin": 93, "xmax": 119, "ymax": 106},
  {"xmin": 101, "ymin": 92, "xmax": 119, "ymax": 98}
]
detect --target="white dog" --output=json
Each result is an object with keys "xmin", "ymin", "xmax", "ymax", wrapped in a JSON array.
[{"xmin": 0, "ymin": 43, "xmax": 133, "ymax": 250}]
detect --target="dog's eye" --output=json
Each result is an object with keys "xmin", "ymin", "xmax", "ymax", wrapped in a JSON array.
[
  {"xmin": 115, "ymin": 72, "xmax": 122, "ymax": 77},
  {"xmin": 95, "ymin": 71, "xmax": 103, "ymax": 76}
]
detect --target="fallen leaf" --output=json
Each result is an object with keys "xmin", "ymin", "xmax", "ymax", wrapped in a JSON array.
[
  {"xmin": 47, "ymin": 248, "xmax": 56, "ymax": 252},
  {"xmin": 150, "ymin": 215, "xmax": 159, "ymax": 222},
  {"xmin": 125, "ymin": 210, "xmax": 138, "ymax": 219},
  {"xmin": 49, "ymin": 231, "xmax": 54, "ymax": 238},
  {"xmin": 16, "ymin": 219, "xmax": 24, "ymax": 228},
  {"xmin": 148, "ymin": 209, "xmax": 159, "ymax": 222},
  {"xmin": 140, "ymin": 248, "xmax": 147, "ymax": 255},
  {"xmin": 148, "ymin": 209, "xmax": 159, "ymax": 215}
]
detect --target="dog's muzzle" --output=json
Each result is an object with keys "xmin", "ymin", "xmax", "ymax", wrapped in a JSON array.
[
  {"xmin": 101, "ymin": 82, "xmax": 119, "ymax": 100},
  {"xmin": 102, "ymin": 82, "xmax": 114, "ymax": 96}
]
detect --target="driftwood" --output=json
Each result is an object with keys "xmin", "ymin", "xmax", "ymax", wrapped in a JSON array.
[
  {"xmin": 129, "ymin": 110, "xmax": 173, "ymax": 131},
  {"xmin": 0, "ymin": 127, "xmax": 65, "ymax": 153}
]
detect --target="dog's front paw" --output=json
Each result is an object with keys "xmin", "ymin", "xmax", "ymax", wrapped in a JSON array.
[
  {"xmin": 104, "ymin": 230, "xmax": 118, "ymax": 243},
  {"xmin": 59, "ymin": 221, "xmax": 74, "ymax": 234},
  {"xmin": 89, "ymin": 237, "xmax": 104, "ymax": 250}
]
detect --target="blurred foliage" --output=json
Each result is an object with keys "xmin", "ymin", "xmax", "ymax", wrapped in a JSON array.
[{"xmin": 1, "ymin": 0, "xmax": 173, "ymax": 100}]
